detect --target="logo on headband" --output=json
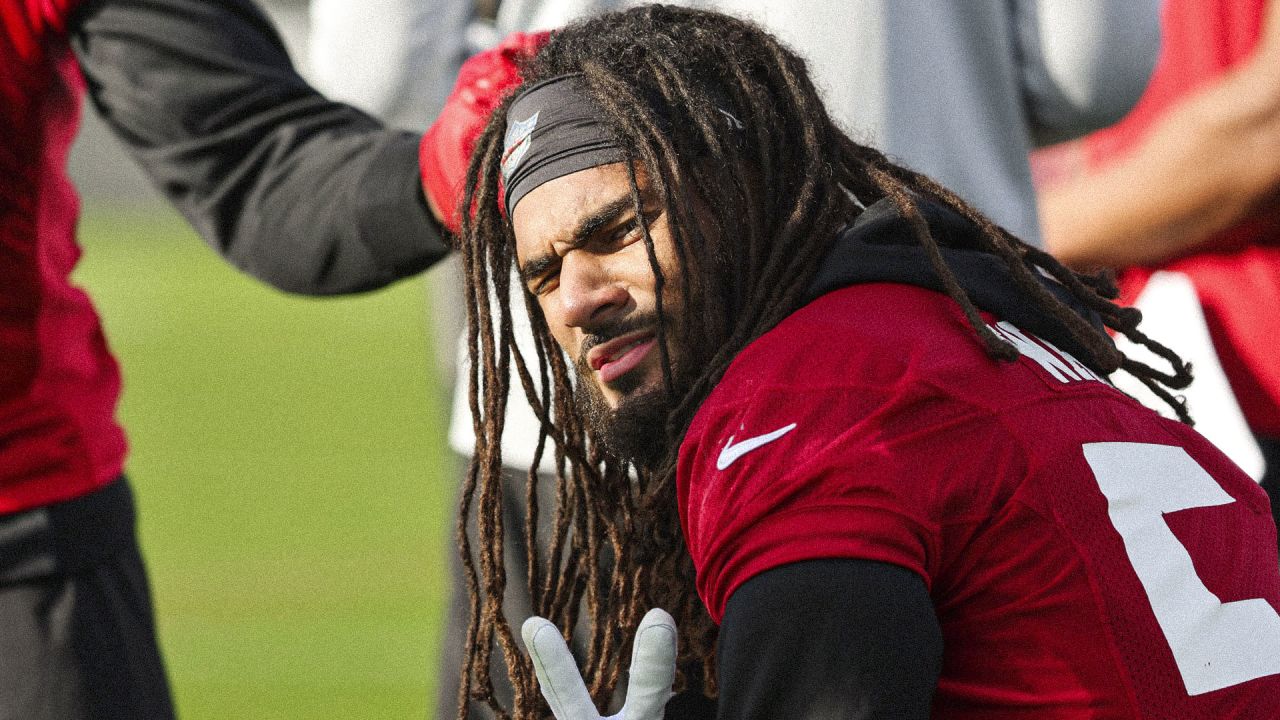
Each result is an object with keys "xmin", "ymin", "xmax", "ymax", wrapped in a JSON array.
[
  {"xmin": 502, "ymin": 111, "xmax": 540, "ymax": 181},
  {"xmin": 718, "ymin": 107, "xmax": 744, "ymax": 130}
]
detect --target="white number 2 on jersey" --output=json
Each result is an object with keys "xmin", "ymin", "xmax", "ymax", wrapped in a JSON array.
[{"xmin": 1084, "ymin": 442, "xmax": 1280, "ymax": 696}]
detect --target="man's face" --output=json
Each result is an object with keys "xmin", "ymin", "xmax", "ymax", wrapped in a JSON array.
[{"xmin": 512, "ymin": 162, "xmax": 685, "ymax": 464}]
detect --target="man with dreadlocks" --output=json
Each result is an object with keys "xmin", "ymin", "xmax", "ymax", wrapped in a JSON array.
[{"xmin": 450, "ymin": 5, "xmax": 1280, "ymax": 719}]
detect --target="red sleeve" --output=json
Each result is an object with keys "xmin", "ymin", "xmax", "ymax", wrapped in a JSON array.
[
  {"xmin": 678, "ymin": 378, "xmax": 1026, "ymax": 623},
  {"xmin": 30, "ymin": 0, "xmax": 84, "ymax": 32},
  {"xmin": 3, "ymin": 0, "xmax": 85, "ymax": 60}
]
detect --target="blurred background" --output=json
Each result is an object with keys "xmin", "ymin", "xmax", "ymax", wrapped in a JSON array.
[{"xmin": 70, "ymin": 2, "xmax": 458, "ymax": 717}]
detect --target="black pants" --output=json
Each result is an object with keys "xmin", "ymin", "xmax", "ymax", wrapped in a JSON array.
[{"xmin": 0, "ymin": 478, "xmax": 174, "ymax": 720}]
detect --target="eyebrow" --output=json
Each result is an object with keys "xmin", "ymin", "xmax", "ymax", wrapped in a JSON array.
[{"xmin": 518, "ymin": 193, "xmax": 639, "ymax": 286}]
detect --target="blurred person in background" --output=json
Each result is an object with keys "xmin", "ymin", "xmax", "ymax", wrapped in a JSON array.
[
  {"xmin": 2, "ymin": 0, "xmax": 449, "ymax": 716},
  {"xmin": 1035, "ymin": 0, "xmax": 1280, "ymax": 536},
  {"xmin": 310, "ymin": 1, "xmax": 1163, "ymax": 717},
  {"xmin": 3, "ymin": 3, "xmax": 175, "ymax": 715}
]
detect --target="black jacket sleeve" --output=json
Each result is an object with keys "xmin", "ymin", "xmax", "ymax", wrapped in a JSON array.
[
  {"xmin": 714, "ymin": 559, "xmax": 942, "ymax": 720},
  {"xmin": 70, "ymin": 0, "xmax": 449, "ymax": 295}
]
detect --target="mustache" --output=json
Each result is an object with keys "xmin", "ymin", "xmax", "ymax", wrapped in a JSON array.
[{"xmin": 575, "ymin": 314, "xmax": 660, "ymax": 370}]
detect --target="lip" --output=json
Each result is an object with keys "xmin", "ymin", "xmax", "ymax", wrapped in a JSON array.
[{"xmin": 588, "ymin": 331, "xmax": 657, "ymax": 384}]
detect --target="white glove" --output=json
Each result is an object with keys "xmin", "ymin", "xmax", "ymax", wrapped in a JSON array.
[{"xmin": 521, "ymin": 608, "xmax": 677, "ymax": 720}]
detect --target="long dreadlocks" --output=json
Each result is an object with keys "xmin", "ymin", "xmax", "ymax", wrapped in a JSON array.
[{"xmin": 452, "ymin": 6, "xmax": 1193, "ymax": 718}]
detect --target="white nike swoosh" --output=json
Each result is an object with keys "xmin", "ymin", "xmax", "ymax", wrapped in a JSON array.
[{"xmin": 716, "ymin": 423, "xmax": 798, "ymax": 470}]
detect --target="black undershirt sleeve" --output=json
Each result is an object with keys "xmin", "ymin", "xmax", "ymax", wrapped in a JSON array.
[
  {"xmin": 69, "ymin": 0, "xmax": 449, "ymax": 295},
  {"xmin": 714, "ymin": 559, "xmax": 942, "ymax": 720}
]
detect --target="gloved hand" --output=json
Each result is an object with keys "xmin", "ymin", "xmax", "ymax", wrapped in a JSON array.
[
  {"xmin": 420, "ymin": 30, "xmax": 551, "ymax": 232},
  {"xmin": 522, "ymin": 608, "xmax": 677, "ymax": 720}
]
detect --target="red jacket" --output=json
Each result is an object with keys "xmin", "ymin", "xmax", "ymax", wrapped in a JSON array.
[{"xmin": 0, "ymin": 0, "xmax": 127, "ymax": 512}]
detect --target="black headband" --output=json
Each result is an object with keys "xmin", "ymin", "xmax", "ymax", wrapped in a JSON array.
[
  {"xmin": 501, "ymin": 72, "xmax": 747, "ymax": 216},
  {"xmin": 501, "ymin": 74, "xmax": 624, "ymax": 216}
]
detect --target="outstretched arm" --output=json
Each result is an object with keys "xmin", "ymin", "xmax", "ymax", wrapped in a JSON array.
[
  {"xmin": 71, "ymin": 0, "xmax": 448, "ymax": 296},
  {"xmin": 1039, "ymin": 1, "xmax": 1280, "ymax": 270}
]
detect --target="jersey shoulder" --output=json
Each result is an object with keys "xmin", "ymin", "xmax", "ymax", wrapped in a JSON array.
[
  {"xmin": 715, "ymin": 282, "xmax": 1126, "ymax": 416},
  {"xmin": 680, "ymin": 284, "xmax": 1033, "ymax": 617}
]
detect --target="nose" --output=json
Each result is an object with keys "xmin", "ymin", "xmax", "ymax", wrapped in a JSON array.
[{"xmin": 558, "ymin": 251, "xmax": 629, "ymax": 329}]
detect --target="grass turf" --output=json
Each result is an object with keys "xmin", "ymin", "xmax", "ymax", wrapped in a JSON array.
[{"xmin": 73, "ymin": 206, "xmax": 458, "ymax": 719}]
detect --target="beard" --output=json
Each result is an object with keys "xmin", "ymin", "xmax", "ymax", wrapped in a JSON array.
[
  {"xmin": 578, "ymin": 372, "xmax": 674, "ymax": 470},
  {"xmin": 573, "ymin": 322, "xmax": 690, "ymax": 471}
]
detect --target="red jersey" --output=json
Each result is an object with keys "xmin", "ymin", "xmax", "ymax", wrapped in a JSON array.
[
  {"xmin": 1083, "ymin": 0, "xmax": 1280, "ymax": 437},
  {"xmin": 678, "ymin": 283, "xmax": 1280, "ymax": 718},
  {"xmin": 0, "ymin": 0, "xmax": 127, "ymax": 512}
]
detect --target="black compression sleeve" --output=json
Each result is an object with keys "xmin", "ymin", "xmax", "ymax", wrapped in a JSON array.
[
  {"xmin": 70, "ymin": 0, "xmax": 449, "ymax": 295},
  {"xmin": 715, "ymin": 559, "xmax": 942, "ymax": 720}
]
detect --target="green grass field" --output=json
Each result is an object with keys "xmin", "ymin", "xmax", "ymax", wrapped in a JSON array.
[{"xmin": 74, "ymin": 206, "xmax": 458, "ymax": 719}]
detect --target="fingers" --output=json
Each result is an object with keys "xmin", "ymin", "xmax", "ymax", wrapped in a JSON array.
[
  {"xmin": 621, "ymin": 608, "xmax": 678, "ymax": 720},
  {"xmin": 421, "ymin": 31, "xmax": 541, "ymax": 232},
  {"xmin": 521, "ymin": 609, "xmax": 677, "ymax": 720},
  {"xmin": 522, "ymin": 616, "xmax": 599, "ymax": 719}
]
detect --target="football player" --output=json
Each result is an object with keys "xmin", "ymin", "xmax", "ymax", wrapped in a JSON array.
[{"xmin": 450, "ymin": 6, "xmax": 1280, "ymax": 719}]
